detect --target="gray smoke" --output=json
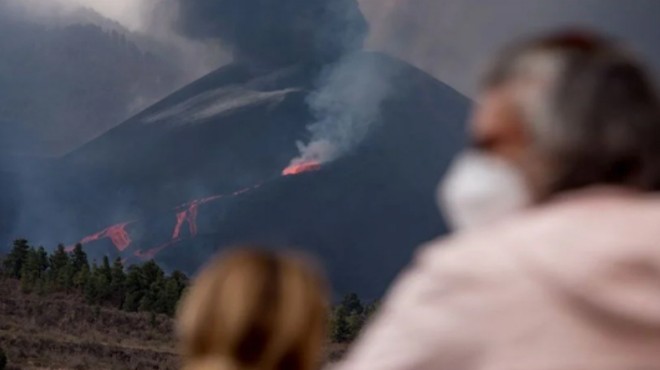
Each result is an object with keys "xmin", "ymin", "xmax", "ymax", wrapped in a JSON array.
[
  {"xmin": 163, "ymin": 0, "xmax": 367, "ymax": 66},
  {"xmin": 136, "ymin": 1, "xmax": 230, "ymax": 81},
  {"xmin": 161, "ymin": 0, "xmax": 391, "ymax": 165},
  {"xmin": 2, "ymin": 0, "xmax": 228, "ymax": 83},
  {"xmin": 290, "ymin": 54, "xmax": 396, "ymax": 166},
  {"xmin": 286, "ymin": 0, "xmax": 400, "ymax": 166}
]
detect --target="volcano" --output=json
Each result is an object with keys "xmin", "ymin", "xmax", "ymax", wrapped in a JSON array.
[
  {"xmin": 43, "ymin": 50, "xmax": 468, "ymax": 298},
  {"xmin": 3, "ymin": 0, "xmax": 469, "ymax": 297}
]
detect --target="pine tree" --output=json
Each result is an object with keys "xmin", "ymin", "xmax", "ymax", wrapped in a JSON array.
[
  {"xmin": 142, "ymin": 277, "xmax": 166, "ymax": 313},
  {"xmin": 170, "ymin": 270, "xmax": 188, "ymax": 300},
  {"xmin": 84, "ymin": 261, "xmax": 101, "ymax": 304},
  {"xmin": 100, "ymin": 256, "xmax": 112, "ymax": 280},
  {"xmin": 71, "ymin": 244, "xmax": 90, "ymax": 290},
  {"xmin": 34, "ymin": 247, "xmax": 49, "ymax": 295},
  {"xmin": 157, "ymin": 274, "xmax": 186, "ymax": 316},
  {"xmin": 35, "ymin": 247, "xmax": 49, "ymax": 274},
  {"xmin": 20, "ymin": 247, "xmax": 42, "ymax": 293},
  {"xmin": 74, "ymin": 263, "xmax": 90, "ymax": 292},
  {"xmin": 330, "ymin": 294, "xmax": 375, "ymax": 343},
  {"xmin": 70, "ymin": 244, "xmax": 88, "ymax": 273},
  {"xmin": 49, "ymin": 244, "xmax": 70, "ymax": 291},
  {"xmin": 109, "ymin": 258, "xmax": 126, "ymax": 308},
  {"xmin": 341, "ymin": 293, "xmax": 364, "ymax": 315},
  {"xmin": 139, "ymin": 281, "xmax": 160, "ymax": 313},
  {"xmin": 345, "ymin": 311, "xmax": 366, "ymax": 341},
  {"xmin": 123, "ymin": 265, "xmax": 144, "ymax": 312},
  {"xmin": 3, "ymin": 239, "xmax": 30, "ymax": 279},
  {"xmin": 331, "ymin": 305, "xmax": 352, "ymax": 343},
  {"xmin": 93, "ymin": 256, "xmax": 113, "ymax": 303},
  {"xmin": 364, "ymin": 301, "xmax": 379, "ymax": 317},
  {"xmin": 140, "ymin": 260, "xmax": 164, "ymax": 287}
]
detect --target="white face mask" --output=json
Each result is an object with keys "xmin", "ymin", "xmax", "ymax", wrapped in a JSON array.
[{"xmin": 438, "ymin": 150, "xmax": 531, "ymax": 231}]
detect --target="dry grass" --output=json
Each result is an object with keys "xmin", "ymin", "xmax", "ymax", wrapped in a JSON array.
[
  {"xmin": 0, "ymin": 280, "xmax": 178, "ymax": 370},
  {"xmin": 0, "ymin": 280, "xmax": 351, "ymax": 369}
]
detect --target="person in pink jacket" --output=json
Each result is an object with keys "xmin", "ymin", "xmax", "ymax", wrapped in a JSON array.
[{"xmin": 337, "ymin": 31, "xmax": 660, "ymax": 370}]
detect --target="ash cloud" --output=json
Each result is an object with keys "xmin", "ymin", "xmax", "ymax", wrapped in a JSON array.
[
  {"xmin": 167, "ymin": 0, "xmax": 367, "ymax": 66},
  {"xmin": 165, "ymin": 0, "xmax": 391, "ymax": 165}
]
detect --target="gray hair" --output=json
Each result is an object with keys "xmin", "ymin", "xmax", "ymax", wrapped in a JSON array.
[{"xmin": 484, "ymin": 31, "xmax": 660, "ymax": 195}]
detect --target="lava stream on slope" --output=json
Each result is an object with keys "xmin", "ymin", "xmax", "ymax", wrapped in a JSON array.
[{"xmin": 282, "ymin": 161, "xmax": 321, "ymax": 176}]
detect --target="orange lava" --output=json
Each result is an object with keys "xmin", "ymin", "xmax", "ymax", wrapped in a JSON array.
[
  {"xmin": 76, "ymin": 222, "xmax": 133, "ymax": 252},
  {"xmin": 73, "ymin": 184, "xmax": 264, "ymax": 261},
  {"xmin": 172, "ymin": 195, "xmax": 223, "ymax": 239},
  {"xmin": 146, "ymin": 185, "xmax": 264, "ymax": 259},
  {"xmin": 282, "ymin": 161, "xmax": 321, "ymax": 176}
]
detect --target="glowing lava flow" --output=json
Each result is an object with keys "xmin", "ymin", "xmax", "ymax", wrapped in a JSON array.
[
  {"xmin": 172, "ymin": 195, "xmax": 223, "ymax": 239},
  {"xmin": 282, "ymin": 161, "xmax": 321, "ymax": 176},
  {"xmin": 171, "ymin": 185, "xmax": 261, "ymax": 239},
  {"xmin": 73, "ymin": 222, "xmax": 134, "ymax": 252},
  {"xmin": 134, "ymin": 184, "xmax": 264, "ymax": 261},
  {"xmin": 171, "ymin": 186, "xmax": 262, "ymax": 239}
]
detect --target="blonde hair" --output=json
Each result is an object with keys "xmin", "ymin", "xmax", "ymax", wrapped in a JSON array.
[{"xmin": 177, "ymin": 248, "xmax": 328, "ymax": 370}]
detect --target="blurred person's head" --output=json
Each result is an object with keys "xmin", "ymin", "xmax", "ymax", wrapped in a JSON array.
[
  {"xmin": 177, "ymin": 248, "xmax": 328, "ymax": 370},
  {"xmin": 440, "ymin": 30, "xmax": 660, "ymax": 229}
]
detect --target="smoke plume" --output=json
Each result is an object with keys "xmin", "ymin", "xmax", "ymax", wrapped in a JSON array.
[
  {"xmin": 163, "ymin": 0, "xmax": 390, "ymax": 165},
  {"xmin": 290, "ymin": 54, "xmax": 397, "ymax": 166},
  {"xmin": 166, "ymin": 0, "xmax": 367, "ymax": 66}
]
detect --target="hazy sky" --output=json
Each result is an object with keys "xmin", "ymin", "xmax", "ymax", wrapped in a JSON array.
[
  {"xmin": 361, "ymin": 0, "xmax": 660, "ymax": 94},
  {"xmin": 65, "ymin": 0, "xmax": 147, "ymax": 30},
  {"xmin": 24, "ymin": 0, "xmax": 660, "ymax": 96}
]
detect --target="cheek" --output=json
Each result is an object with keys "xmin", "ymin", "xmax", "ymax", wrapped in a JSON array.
[{"xmin": 472, "ymin": 97, "xmax": 529, "ymax": 153}]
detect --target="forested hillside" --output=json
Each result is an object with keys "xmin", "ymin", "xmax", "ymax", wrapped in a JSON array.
[
  {"xmin": 0, "ymin": 240, "xmax": 375, "ymax": 369},
  {"xmin": 1, "ymin": 240, "xmax": 188, "ymax": 316}
]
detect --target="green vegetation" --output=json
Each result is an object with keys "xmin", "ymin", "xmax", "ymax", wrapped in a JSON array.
[
  {"xmin": 1, "ymin": 239, "xmax": 376, "ymax": 341},
  {"xmin": 331, "ymin": 293, "xmax": 379, "ymax": 343},
  {"xmin": 1, "ymin": 239, "xmax": 188, "ymax": 316}
]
